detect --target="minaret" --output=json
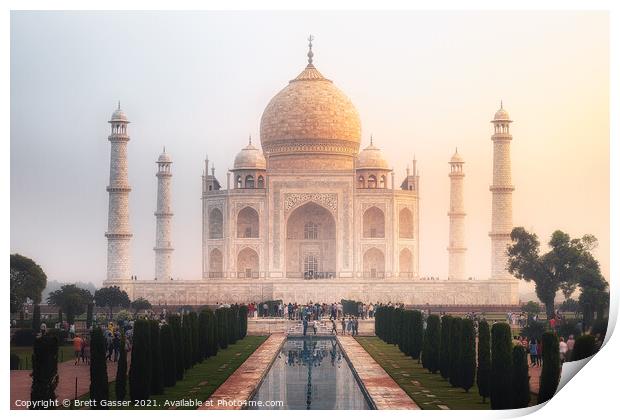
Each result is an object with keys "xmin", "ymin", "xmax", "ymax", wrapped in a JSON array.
[
  {"xmin": 105, "ymin": 102, "xmax": 132, "ymax": 282},
  {"xmin": 448, "ymin": 149, "xmax": 466, "ymax": 280},
  {"xmin": 154, "ymin": 148, "xmax": 174, "ymax": 281},
  {"xmin": 489, "ymin": 102, "xmax": 515, "ymax": 280}
]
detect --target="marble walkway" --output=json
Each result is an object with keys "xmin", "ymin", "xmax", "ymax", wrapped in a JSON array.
[
  {"xmin": 337, "ymin": 335, "xmax": 420, "ymax": 409},
  {"xmin": 201, "ymin": 333, "xmax": 286, "ymax": 410}
]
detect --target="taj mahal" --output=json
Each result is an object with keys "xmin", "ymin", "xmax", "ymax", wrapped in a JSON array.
[{"xmin": 102, "ymin": 38, "xmax": 519, "ymax": 306}]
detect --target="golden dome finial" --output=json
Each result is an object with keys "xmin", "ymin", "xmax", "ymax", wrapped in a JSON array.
[{"xmin": 307, "ymin": 34, "xmax": 314, "ymax": 65}]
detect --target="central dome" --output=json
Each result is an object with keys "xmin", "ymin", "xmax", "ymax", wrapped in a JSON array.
[{"xmin": 260, "ymin": 56, "xmax": 362, "ymax": 170}]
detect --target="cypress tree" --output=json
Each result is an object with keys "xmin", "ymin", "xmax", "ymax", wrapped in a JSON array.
[
  {"xmin": 168, "ymin": 315, "xmax": 184, "ymax": 380},
  {"xmin": 538, "ymin": 332, "xmax": 560, "ymax": 404},
  {"xmin": 115, "ymin": 332, "xmax": 128, "ymax": 401},
  {"xmin": 511, "ymin": 345, "xmax": 531, "ymax": 408},
  {"xmin": 89, "ymin": 327, "xmax": 109, "ymax": 408},
  {"xmin": 208, "ymin": 309, "xmax": 219, "ymax": 356},
  {"xmin": 426, "ymin": 315, "xmax": 441, "ymax": 374},
  {"xmin": 189, "ymin": 312, "xmax": 200, "ymax": 364},
  {"xmin": 449, "ymin": 317, "xmax": 462, "ymax": 387},
  {"xmin": 32, "ymin": 304, "xmax": 41, "ymax": 331},
  {"xmin": 395, "ymin": 308, "xmax": 405, "ymax": 352},
  {"xmin": 477, "ymin": 320, "xmax": 491, "ymax": 403},
  {"xmin": 149, "ymin": 320, "xmax": 164, "ymax": 395},
  {"xmin": 30, "ymin": 334, "xmax": 59, "ymax": 408},
  {"xmin": 198, "ymin": 310, "xmax": 208, "ymax": 362},
  {"xmin": 58, "ymin": 309, "xmax": 63, "ymax": 325},
  {"xmin": 182, "ymin": 313, "xmax": 193, "ymax": 369},
  {"xmin": 239, "ymin": 305, "xmax": 248, "ymax": 338},
  {"xmin": 160, "ymin": 323, "xmax": 177, "ymax": 387},
  {"xmin": 216, "ymin": 308, "xmax": 228, "ymax": 349},
  {"xmin": 440, "ymin": 315, "xmax": 453, "ymax": 378},
  {"xmin": 129, "ymin": 319, "xmax": 152, "ymax": 401},
  {"xmin": 86, "ymin": 303, "xmax": 94, "ymax": 329},
  {"xmin": 229, "ymin": 306, "xmax": 239, "ymax": 344},
  {"xmin": 411, "ymin": 310, "xmax": 424, "ymax": 361},
  {"xmin": 460, "ymin": 319, "xmax": 476, "ymax": 392},
  {"xmin": 571, "ymin": 335, "xmax": 596, "ymax": 361},
  {"xmin": 490, "ymin": 322, "xmax": 512, "ymax": 409}
]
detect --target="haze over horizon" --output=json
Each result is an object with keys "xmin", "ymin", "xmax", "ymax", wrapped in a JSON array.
[{"xmin": 10, "ymin": 11, "xmax": 609, "ymax": 297}]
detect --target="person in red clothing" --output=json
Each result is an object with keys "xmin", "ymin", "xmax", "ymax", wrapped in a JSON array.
[
  {"xmin": 549, "ymin": 317, "xmax": 556, "ymax": 331},
  {"xmin": 73, "ymin": 334, "xmax": 83, "ymax": 365}
]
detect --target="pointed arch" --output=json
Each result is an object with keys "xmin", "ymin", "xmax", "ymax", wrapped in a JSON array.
[{"xmin": 363, "ymin": 206, "xmax": 385, "ymax": 238}]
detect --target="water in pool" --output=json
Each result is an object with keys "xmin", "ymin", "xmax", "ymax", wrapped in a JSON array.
[{"xmin": 250, "ymin": 337, "xmax": 372, "ymax": 410}]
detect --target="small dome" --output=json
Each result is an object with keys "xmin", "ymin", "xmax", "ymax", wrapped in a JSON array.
[
  {"xmin": 158, "ymin": 148, "xmax": 172, "ymax": 163},
  {"xmin": 234, "ymin": 139, "xmax": 266, "ymax": 170},
  {"xmin": 110, "ymin": 103, "xmax": 128, "ymax": 122},
  {"xmin": 493, "ymin": 103, "xmax": 511, "ymax": 121},
  {"xmin": 450, "ymin": 149, "xmax": 464, "ymax": 163},
  {"xmin": 356, "ymin": 138, "xmax": 389, "ymax": 170}
]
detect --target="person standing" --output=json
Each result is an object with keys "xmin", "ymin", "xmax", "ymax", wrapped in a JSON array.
[
  {"xmin": 353, "ymin": 317, "xmax": 359, "ymax": 336},
  {"xmin": 341, "ymin": 317, "xmax": 346, "ymax": 335},
  {"xmin": 331, "ymin": 318, "xmax": 337, "ymax": 335},
  {"xmin": 73, "ymin": 334, "xmax": 83, "ymax": 365},
  {"xmin": 346, "ymin": 317, "xmax": 352, "ymax": 335},
  {"xmin": 113, "ymin": 332, "xmax": 121, "ymax": 362},
  {"xmin": 313, "ymin": 320, "xmax": 318, "ymax": 335},
  {"xmin": 559, "ymin": 337, "xmax": 568, "ymax": 363},
  {"xmin": 302, "ymin": 317, "xmax": 308, "ymax": 336},
  {"xmin": 566, "ymin": 334, "xmax": 575, "ymax": 361},
  {"xmin": 529, "ymin": 339, "xmax": 538, "ymax": 366}
]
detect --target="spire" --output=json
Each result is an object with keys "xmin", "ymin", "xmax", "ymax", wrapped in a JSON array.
[
  {"xmin": 211, "ymin": 163, "xmax": 215, "ymax": 176},
  {"xmin": 500, "ymin": 100, "xmax": 503, "ymax": 109},
  {"xmin": 117, "ymin": 100, "xmax": 121, "ymax": 110},
  {"xmin": 370, "ymin": 134, "xmax": 374, "ymax": 146},
  {"xmin": 307, "ymin": 34, "xmax": 314, "ymax": 66},
  {"xmin": 163, "ymin": 146, "xmax": 166, "ymax": 153},
  {"xmin": 248, "ymin": 134, "xmax": 252, "ymax": 145}
]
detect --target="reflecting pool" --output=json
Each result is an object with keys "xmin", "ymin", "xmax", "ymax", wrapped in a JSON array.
[{"xmin": 250, "ymin": 337, "xmax": 372, "ymax": 410}]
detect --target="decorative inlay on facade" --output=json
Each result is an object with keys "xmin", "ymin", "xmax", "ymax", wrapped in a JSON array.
[{"xmin": 284, "ymin": 192, "xmax": 338, "ymax": 216}]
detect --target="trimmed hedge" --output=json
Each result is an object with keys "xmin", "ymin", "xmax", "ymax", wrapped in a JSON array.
[
  {"xmin": 129, "ymin": 319, "xmax": 152, "ymax": 401},
  {"xmin": 411, "ymin": 310, "xmax": 424, "ymax": 361},
  {"xmin": 439, "ymin": 315, "xmax": 453, "ymax": 379},
  {"xmin": 89, "ymin": 327, "xmax": 109, "ymax": 407},
  {"xmin": 511, "ymin": 345, "xmax": 530, "ymax": 408},
  {"xmin": 11, "ymin": 329, "xmax": 36, "ymax": 347},
  {"xmin": 239, "ymin": 305, "xmax": 248, "ymax": 339},
  {"xmin": 30, "ymin": 334, "xmax": 59, "ymax": 408},
  {"xmin": 477, "ymin": 320, "xmax": 491, "ymax": 403},
  {"xmin": 160, "ymin": 324, "xmax": 177, "ymax": 387},
  {"xmin": 490, "ymin": 322, "xmax": 512, "ymax": 409},
  {"xmin": 571, "ymin": 334, "xmax": 596, "ymax": 361},
  {"xmin": 167, "ymin": 315, "xmax": 184, "ymax": 380},
  {"xmin": 460, "ymin": 319, "xmax": 476, "ymax": 392},
  {"xmin": 424, "ymin": 315, "xmax": 441, "ymax": 374},
  {"xmin": 216, "ymin": 308, "xmax": 228, "ymax": 349},
  {"xmin": 115, "ymin": 332, "xmax": 128, "ymax": 401},
  {"xmin": 449, "ymin": 317, "xmax": 462, "ymax": 387},
  {"xmin": 11, "ymin": 353, "xmax": 21, "ymax": 370},
  {"xmin": 182, "ymin": 314, "xmax": 193, "ymax": 369},
  {"xmin": 538, "ymin": 332, "xmax": 560, "ymax": 404},
  {"xmin": 149, "ymin": 320, "xmax": 164, "ymax": 395}
]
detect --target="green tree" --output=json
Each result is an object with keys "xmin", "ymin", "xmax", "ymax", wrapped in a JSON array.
[
  {"xmin": 10, "ymin": 254, "xmax": 47, "ymax": 313},
  {"xmin": 198, "ymin": 310, "xmax": 208, "ymax": 362},
  {"xmin": 129, "ymin": 319, "xmax": 152, "ymax": 401},
  {"xmin": 424, "ymin": 315, "xmax": 441, "ymax": 374},
  {"xmin": 86, "ymin": 302, "xmax": 94, "ymax": 328},
  {"xmin": 449, "ymin": 317, "xmax": 462, "ymax": 387},
  {"xmin": 460, "ymin": 319, "xmax": 476, "ymax": 392},
  {"xmin": 32, "ymin": 304, "xmax": 41, "ymax": 331},
  {"xmin": 131, "ymin": 297, "xmax": 152, "ymax": 316},
  {"xmin": 511, "ymin": 345, "xmax": 530, "ymax": 408},
  {"xmin": 168, "ymin": 314, "xmax": 185, "ymax": 380},
  {"xmin": 94, "ymin": 286, "xmax": 131, "ymax": 320},
  {"xmin": 47, "ymin": 284, "xmax": 93, "ymax": 324},
  {"xmin": 89, "ymin": 327, "xmax": 109, "ymax": 407},
  {"xmin": 538, "ymin": 332, "xmax": 560, "ymax": 404},
  {"xmin": 507, "ymin": 228, "xmax": 603, "ymax": 319},
  {"xmin": 440, "ymin": 315, "xmax": 453, "ymax": 379},
  {"xmin": 206, "ymin": 309, "xmax": 218, "ymax": 357},
  {"xmin": 183, "ymin": 313, "xmax": 193, "ymax": 369},
  {"xmin": 559, "ymin": 298, "xmax": 580, "ymax": 314},
  {"xmin": 191, "ymin": 312, "xmax": 200, "ymax": 363},
  {"xmin": 149, "ymin": 320, "xmax": 164, "ymax": 395},
  {"xmin": 571, "ymin": 334, "xmax": 596, "ymax": 361},
  {"xmin": 521, "ymin": 301, "xmax": 541, "ymax": 316},
  {"xmin": 239, "ymin": 305, "xmax": 249, "ymax": 338},
  {"xmin": 216, "ymin": 308, "xmax": 228, "ymax": 349},
  {"xmin": 411, "ymin": 310, "xmax": 424, "ymax": 361},
  {"xmin": 160, "ymin": 323, "xmax": 177, "ymax": 387},
  {"xmin": 30, "ymin": 334, "xmax": 58, "ymax": 409},
  {"xmin": 115, "ymin": 332, "xmax": 128, "ymax": 401},
  {"xmin": 490, "ymin": 322, "xmax": 512, "ymax": 409},
  {"xmin": 477, "ymin": 320, "xmax": 491, "ymax": 403}
]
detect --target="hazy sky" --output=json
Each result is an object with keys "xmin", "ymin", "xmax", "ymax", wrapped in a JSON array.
[{"xmin": 10, "ymin": 11, "xmax": 609, "ymax": 294}]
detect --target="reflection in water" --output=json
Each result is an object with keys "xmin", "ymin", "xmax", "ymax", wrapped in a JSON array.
[{"xmin": 250, "ymin": 337, "xmax": 371, "ymax": 410}]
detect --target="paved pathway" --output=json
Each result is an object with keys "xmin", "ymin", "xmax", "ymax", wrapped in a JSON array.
[
  {"xmin": 337, "ymin": 336, "xmax": 420, "ymax": 410},
  {"xmin": 11, "ymin": 358, "xmax": 122, "ymax": 410},
  {"xmin": 529, "ymin": 364, "xmax": 542, "ymax": 394},
  {"xmin": 201, "ymin": 333, "xmax": 286, "ymax": 410}
]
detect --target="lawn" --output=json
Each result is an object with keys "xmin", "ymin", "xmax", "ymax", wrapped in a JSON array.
[
  {"xmin": 11, "ymin": 344, "xmax": 74, "ymax": 370},
  {"xmin": 356, "ymin": 336, "xmax": 490, "ymax": 410},
  {"xmin": 75, "ymin": 335, "xmax": 267, "ymax": 409}
]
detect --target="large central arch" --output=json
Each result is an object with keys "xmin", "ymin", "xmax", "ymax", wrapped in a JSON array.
[{"xmin": 285, "ymin": 201, "xmax": 336, "ymax": 278}]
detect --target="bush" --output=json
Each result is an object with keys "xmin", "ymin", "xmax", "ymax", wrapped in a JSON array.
[
  {"xmin": 189, "ymin": 312, "xmax": 200, "ymax": 364},
  {"xmin": 439, "ymin": 315, "xmax": 453, "ymax": 379},
  {"xmin": 571, "ymin": 334, "xmax": 596, "ymax": 361},
  {"xmin": 129, "ymin": 319, "xmax": 152, "ymax": 401},
  {"xmin": 239, "ymin": 305, "xmax": 248, "ymax": 339},
  {"xmin": 424, "ymin": 315, "xmax": 441, "ymax": 374},
  {"xmin": 182, "ymin": 314, "xmax": 193, "ymax": 369},
  {"xmin": 11, "ymin": 329, "xmax": 36, "ymax": 347},
  {"xmin": 149, "ymin": 320, "xmax": 163, "ymax": 395},
  {"xmin": 460, "ymin": 319, "xmax": 476, "ymax": 392},
  {"xmin": 538, "ymin": 332, "xmax": 560, "ymax": 404},
  {"xmin": 511, "ymin": 345, "xmax": 530, "ymax": 408},
  {"xmin": 521, "ymin": 320, "xmax": 546, "ymax": 341},
  {"xmin": 115, "ymin": 332, "xmax": 127, "ymax": 401},
  {"xmin": 490, "ymin": 322, "xmax": 512, "ymax": 409},
  {"xmin": 11, "ymin": 353, "xmax": 21, "ymax": 370},
  {"xmin": 411, "ymin": 310, "xmax": 424, "ymax": 361},
  {"xmin": 160, "ymin": 324, "xmax": 177, "ymax": 387},
  {"xmin": 30, "ymin": 334, "xmax": 59, "ymax": 408},
  {"xmin": 449, "ymin": 317, "xmax": 462, "ymax": 387},
  {"xmin": 216, "ymin": 308, "xmax": 228, "ymax": 349},
  {"xmin": 477, "ymin": 320, "xmax": 491, "ymax": 403},
  {"xmin": 394, "ymin": 308, "xmax": 405, "ymax": 352},
  {"xmin": 206, "ymin": 309, "xmax": 218, "ymax": 357},
  {"xmin": 168, "ymin": 315, "xmax": 184, "ymax": 380},
  {"xmin": 557, "ymin": 319, "xmax": 581, "ymax": 340},
  {"xmin": 46, "ymin": 328, "xmax": 68, "ymax": 344},
  {"xmin": 115, "ymin": 310, "xmax": 132, "ymax": 323},
  {"xmin": 198, "ymin": 311, "xmax": 208, "ymax": 362},
  {"xmin": 591, "ymin": 318, "xmax": 608, "ymax": 338},
  {"xmin": 89, "ymin": 327, "xmax": 109, "ymax": 407},
  {"xmin": 32, "ymin": 304, "xmax": 41, "ymax": 331}
]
